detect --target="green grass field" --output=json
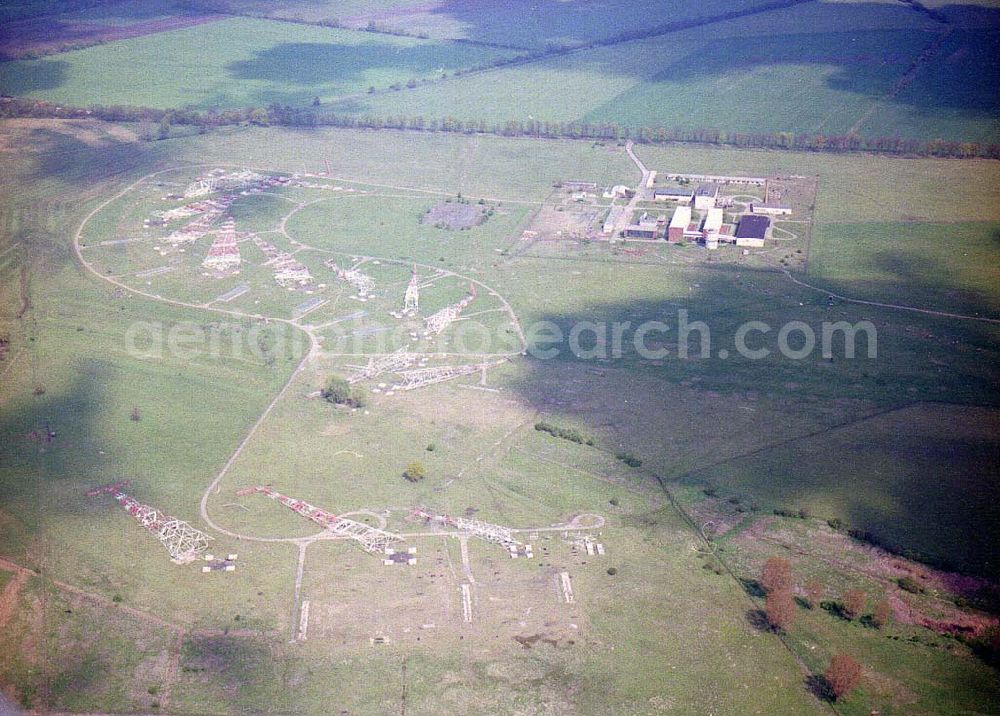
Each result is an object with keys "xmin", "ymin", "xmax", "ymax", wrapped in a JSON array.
[
  {"xmin": 215, "ymin": 0, "xmax": 767, "ymax": 48},
  {"xmin": 3, "ymin": 0, "xmax": 997, "ymax": 143},
  {"xmin": 0, "ymin": 17, "xmax": 516, "ymax": 109},
  {"xmin": 809, "ymin": 221, "xmax": 1000, "ymax": 315},
  {"xmin": 329, "ymin": 22, "xmax": 938, "ymax": 135},
  {"xmin": 1, "ymin": 120, "xmax": 998, "ymax": 713},
  {"xmin": 857, "ymin": 28, "xmax": 1000, "ymax": 143},
  {"xmin": 322, "ymin": 8, "xmax": 999, "ymax": 142}
]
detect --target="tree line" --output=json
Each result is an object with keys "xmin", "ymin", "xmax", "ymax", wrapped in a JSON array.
[{"xmin": 2, "ymin": 97, "xmax": 996, "ymax": 160}]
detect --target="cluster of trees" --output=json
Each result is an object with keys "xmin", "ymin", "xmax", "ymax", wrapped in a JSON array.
[
  {"xmin": 760, "ymin": 556, "xmax": 893, "ymax": 632},
  {"xmin": 614, "ymin": 451, "xmax": 642, "ymax": 468},
  {"xmin": 534, "ymin": 421, "xmax": 595, "ymax": 446},
  {"xmin": 757, "ymin": 556, "xmax": 876, "ymax": 702},
  {"xmin": 4, "ymin": 97, "xmax": 995, "ymax": 160}
]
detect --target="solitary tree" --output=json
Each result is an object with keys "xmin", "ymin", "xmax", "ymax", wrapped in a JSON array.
[
  {"xmin": 824, "ymin": 653, "xmax": 862, "ymax": 701},
  {"xmin": 760, "ymin": 556, "xmax": 793, "ymax": 594},
  {"xmin": 842, "ymin": 589, "xmax": 867, "ymax": 620},
  {"xmin": 322, "ymin": 376, "xmax": 352, "ymax": 405},
  {"xmin": 403, "ymin": 461, "xmax": 426, "ymax": 482},
  {"xmin": 138, "ymin": 119, "xmax": 155, "ymax": 142},
  {"xmin": 872, "ymin": 599, "xmax": 892, "ymax": 629},
  {"xmin": 157, "ymin": 114, "xmax": 172, "ymax": 140},
  {"xmin": 130, "ymin": 406, "xmax": 141, "ymax": 422},
  {"xmin": 765, "ymin": 588, "xmax": 797, "ymax": 632},
  {"xmin": 804, "ymin": 579, "xmax": 824, "ymax": 609}
]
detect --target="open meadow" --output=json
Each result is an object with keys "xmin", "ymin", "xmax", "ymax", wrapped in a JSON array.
[{"xmin": 0, "ymin": 16, "xmax": 517, "ymax": 108}]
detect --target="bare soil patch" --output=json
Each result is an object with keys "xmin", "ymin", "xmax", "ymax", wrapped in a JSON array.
[{"xmin": 422, "ymin": 201, "xmax": 487, "ymax": 230}]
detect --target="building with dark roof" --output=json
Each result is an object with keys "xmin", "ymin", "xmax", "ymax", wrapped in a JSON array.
[
  {"xmin": 734, "ymin": 214, "xmax": 770, "ymax": 247},
  {"xmin": 653, "ymin": 187, "xmax": 693, "ymax": 203}
]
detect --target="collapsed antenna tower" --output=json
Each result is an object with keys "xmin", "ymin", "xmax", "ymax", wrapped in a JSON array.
[
  {"xmin": 424, "ymin": 282, "xmax": 476, "ymax": 335},
  {"xmin": 412, "ymin": 508, "xmax": 518, "ymax": 546},
  {"xmin": 237, "ymin": 486, "xmax": 403, "ymax": 554},
  {"xmin": 393, "ymin": 360, "xmax": 501, "ymax": 391},
  {"xmin": 324, "ymin": 259, "xmax": 375, "ymax": 297},
  {"xmin": 348, "ymin": 346, "xmax": 418, "ymax": 384},
  {"xmin": 86, "ymin": 481, "xmax": 212, "ymax": 564},
  {"xmin": 403, "ymin": 265, "xmax": 420, "ymax": 314}
]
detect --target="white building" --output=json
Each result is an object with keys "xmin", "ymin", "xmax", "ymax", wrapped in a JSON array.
[
  {"xmin": 749, "ymin": 203, "xmax": 792, "ymax": 216},
  {"xmin": 702, "ymin": 207, "xmax": 724, "ymax": 235},
  {"xmin": 694, "ymin": 184, "xmax": 720, "ymax": 211},
  {"xmin": 667, "ymin": 205, "xmax": 692, "ymax": 242}
]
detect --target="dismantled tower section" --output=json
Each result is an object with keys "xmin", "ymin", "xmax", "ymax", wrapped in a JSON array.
[
  {"xmin": 393, "ymin": 360, "xmax": 501, "ymax": 391},
  {"xmin": 348, "ymin": 347, "xmax": 418, "ymax": 384},
  {"xmin": 424, "ymin": 283, "xmax": 476, "ymax": 335},
  {"xmin": 86, "ymin": 481, "xmax": 212, "ymax": 564},
  {"xmin": 237, "ymin": 486, "xmax": 403, "ymax": 553},
  {"xmin": 412, "ymin": 508, "xmax": 518, "ymax": 546},
  {"xmin": 324, "ymin": 259, "xmax": 375, "ymax": 298}
]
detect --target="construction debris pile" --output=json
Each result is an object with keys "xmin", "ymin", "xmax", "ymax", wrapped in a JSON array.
[
  {"xmin": 201, "ymin": 219, "xmax": 243, "ymax": 273},
  {"xmin": 394, "ymin": 363, "xmax": 493, "ymax": 391},
  {"xmin": 165, "ymin": 197, "xmax": 233, "ymax": 245},
  {"xmin": 253, "ymin": 236, "xmax": 312, "ymax": 287},
  {"xmin": 412, "ymin": 508, "xmax": 519, "ymax": 547},
  {"xmin": 348, "ymin": 347, "xmax": 418, "ymax": 384},
  {"xmin": 184, "ymin": 170, "xmax": 286, "ymax": 199}
]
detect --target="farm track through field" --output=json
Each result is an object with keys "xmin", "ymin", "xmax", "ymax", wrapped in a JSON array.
[
  {"xmin": 848, "ymin": 25, "xmax": 954, "ymax": 137},
  {"xmin": 0, "ymin": 559, "xmax": 31, "ymax": 631},
  {"xmin": 785, "ymin": 269, "xmax": 1000, "ymax": 324},
  {"xmin": 668, "ymin": 401, "xmax": 921, "ymax": 485}
]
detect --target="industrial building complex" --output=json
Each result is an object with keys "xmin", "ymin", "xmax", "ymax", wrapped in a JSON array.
[{"xmin": 600, "ymin": 169, "xmax": 799, "ymax": 250}]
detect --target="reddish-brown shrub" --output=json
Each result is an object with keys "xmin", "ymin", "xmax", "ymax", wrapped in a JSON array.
[{"xmin": 825, "ymin": 653, "xmax": 862, "ymax": 701}]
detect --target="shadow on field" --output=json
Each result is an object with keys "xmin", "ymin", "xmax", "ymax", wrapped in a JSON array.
[
  {"xmin": 866, "ymin": 245, "xmax": 1000, "ymax": 317},
  {"xmin": 0, "ymin": 363, "xmax": 113, "ymax": 554},
  {"xmin": 505, "ymin": 260, "xmax": 1000, "ymax": 576},
  {"xmin": 745, "ymin": 608, "xmax": 772, "ymax": 632},
  {"xmin": 226, "ymin": 41, "xmax": 482, "ymax": 86},
  {"xmin": 0, "ymin": 58, "xmax": 68, "ymax": 94},
  {"xmin": 804, "ymin": 673, "xmax": 834, "ymax": 702},
  {"xmin": 180, "ymin": 634, "xmax": 275, "ymax": 702},
  {"xmin": 337, "ymin": 1, "xmax": 1000, "ymax": 120},
  {"xmin": 23, "ymin": 125, "xmax": 159, "ymax": 186}
]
